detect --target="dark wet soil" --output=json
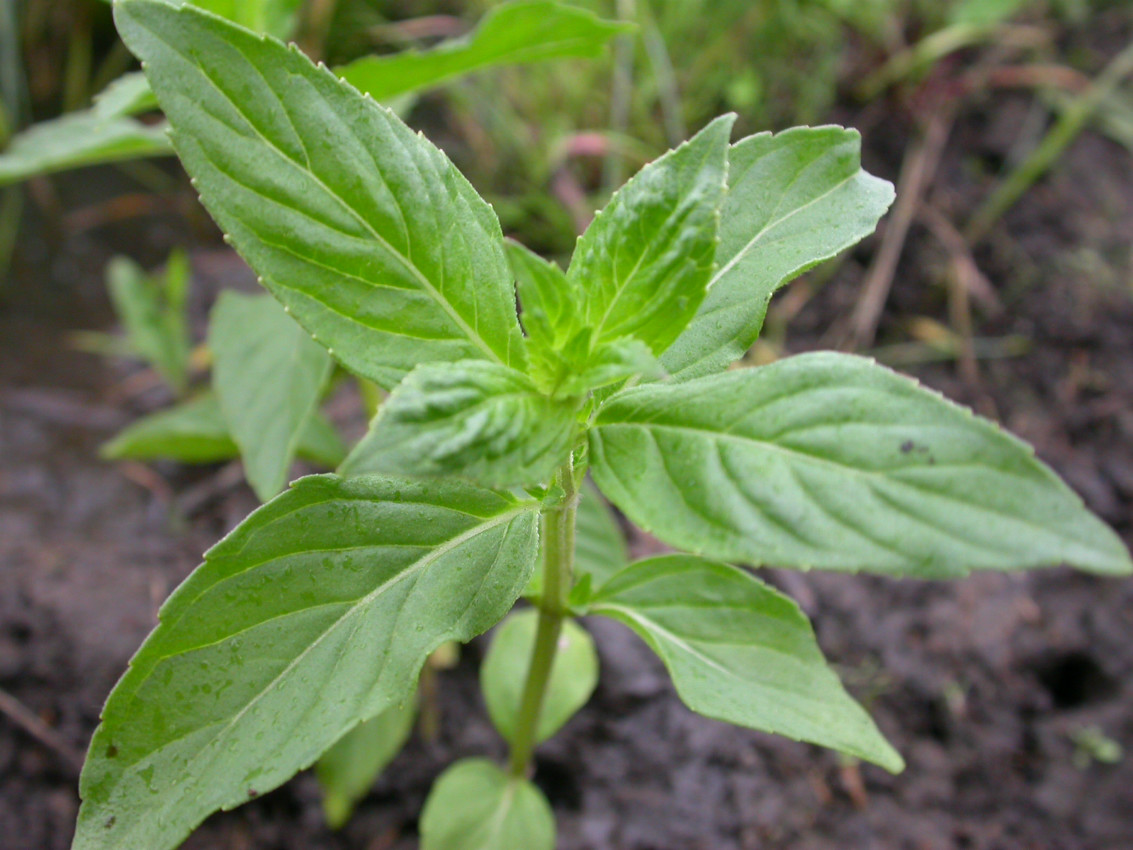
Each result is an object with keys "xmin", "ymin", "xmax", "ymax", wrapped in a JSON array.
[{"xmin": 3, "ymin": 47, "xmax": 1133, "ymax": 850}]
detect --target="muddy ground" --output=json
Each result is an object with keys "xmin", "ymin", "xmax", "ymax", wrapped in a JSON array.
[{"xmin": 3, "ymin": 40, "xmax": 1133, "ymax": 850}]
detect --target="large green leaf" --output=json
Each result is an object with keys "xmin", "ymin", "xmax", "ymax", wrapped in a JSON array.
[
  {"xmin": 341, "ymin": 360, "xmax": 577, "ymax": 488},
  {"xmin": 0, "ymin": 111, "xmax": 171, "ymax": 187},
  {"xmin": 590, "ymin": 555, "xmax": 903, "ymax": 771},
  {"xmin": 481, "ymin": 610, "xmax": 598, "ymax": 745},
  {"xmin": 568, "ymin": 115, "xmax": 733, "ymax": 355},
  {"xmin": 101, "ymin": 392, "xmax": 346, "ymax": 468},
  {"xmin": 72, "ymin": 474, "xmax": 539, "ymax": 850},
  {"xmin": 420, "ymin": 758, "xmax": 555, "ymax": 850},
  {"xmin": 661, "ymin": 127, "xmax": 894, "ymax": 381},
  {"xmin": 315, "ymin": 696, "xmax": 417, "ymax": 829},
  {"xmin": 338, "ymin": 0, "xmax": 629, "ymax": 102},
  {"xmin": 209, "ymin": 292, "xmax": 333, "ymax": 501},
  {"xmin": 115, "ymin": 0, "xmax": 527, "ymax": 389},
  {"xmin": 106, "ymin": 251, "xmax": 190, "ymax": 393},
  {"xmin": 591, "ymin": 352, "xmax": 1133, "ymax": 577}
]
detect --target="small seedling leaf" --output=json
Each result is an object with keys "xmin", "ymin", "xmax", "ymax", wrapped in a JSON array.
[
  {"xmin": 315, "ymin": 696, "xmax": 418, "ymax": 829},
  {"xmin": 106, "ymin": 251, "xmax": 191, "ymax": 393},
  {"xmin": 420, "ymin": 758, "xmax": 555, "ymax": 850},
  {"xmin": 481, "ymin": 610, "xmax": 598, "ymax": 745},
  {"xmin": 101, "ymin": 392, "xmax": 345, "ymax": 467}
]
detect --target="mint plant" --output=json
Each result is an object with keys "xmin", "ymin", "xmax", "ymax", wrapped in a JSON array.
[{"xmin": 71, "ymin": 2, "xmax": 1133, "ymax": 849}]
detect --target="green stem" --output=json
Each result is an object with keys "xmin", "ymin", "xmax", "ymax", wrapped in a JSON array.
[{"xmin": 507, "ymin": 456, "xmax": 578, "ymax": 778}]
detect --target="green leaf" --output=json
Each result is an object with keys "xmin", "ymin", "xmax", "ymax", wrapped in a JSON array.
[
  {"xmin": 591, "ymin": 352, "xmax": 1133, "ymax": 577},
  {"xmin": 338, "ymin": 0, "xmax": 630, "ymax": 102},
  {"xmin": 101, "ymin": 393, "xmax": 239, "ymax": 463},
  {"xmin": 661, "ymin": 127, "xmax": 894, "ymax": 381},
  {"xmin": 316, "ymin": 696, "xmax": 417, "ymax": 829},
  {"xmin": 297, "ymin": 408, "xmax": 348, "ymax": 469},
  {"xmin": 590, "ymin": 554, "xmax": 904, "ymax": 772},
  {"xmin": 115, "ymin": 0, "xmax": 527, "ymax": 389},
  {"xmin": 101, "ymin": 392, "xmax": 346, "ymax": 467},
  {"xmin": 420, "ymin": 758, "xmax": 555, "ymax": 850},
  {"xmin": 565, "ymin": 336, "xmax": 662, "ymax": 394},
  {"xmin": 575, "ymin": 483, "xmax": 628, "ymax": 590},
  {"xmin": 209, "ymin": 292, "xmax": 334, "ymax": 501},
  {"xmin": 106, "ymin": 251, "xmax": 191, "ymax": 393},
  {"xmin": 0, "ymin": 110, "xmax": 171, "ymax": 187},
  {"xmin": 481, "ymin": 610, "xmax": 598, "ymax": 745},
  {"xmin": 568, "ymin": 114, "xmax": 733, "ymax": 356},
  {"xmin": 93, "ymin": 71, "xmax": 160, "ymax": 119},
  {"xmin": 340, "ymin": 360, "xmax": 577, "ymax": 488},
  {"xmin": 72, "ymin": 474, "xmax": 539, "ymax": 850}
]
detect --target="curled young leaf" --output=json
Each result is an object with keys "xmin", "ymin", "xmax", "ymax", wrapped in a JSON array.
[
  {"xmin": 341, "ymin": 360, "xmax": 578, "ymax": 488},
  {"xmin": 420, "ymin": 758, "xmax": 555, "ymax": 850}
]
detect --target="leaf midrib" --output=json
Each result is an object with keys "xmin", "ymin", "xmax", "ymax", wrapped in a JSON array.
[
  {"xmin": 592, "ymin": 602, "xmax": 836, "ymax": 701},
  {"xmin": 597, "ymin": 418, "xmax": 1089, "ymax": 547},
  {"xmin": 709, "ymin": 170, "xmax": 856, "ymax": 290}
]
